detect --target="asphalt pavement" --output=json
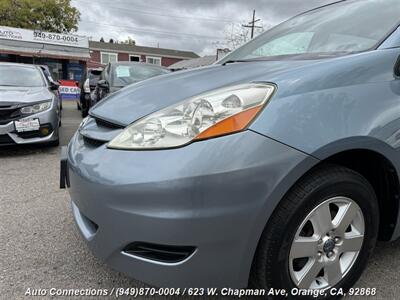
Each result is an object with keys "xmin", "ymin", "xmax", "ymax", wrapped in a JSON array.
[{"xmin": 1, "ymin": 101, "xmax": 400, "ymax": 299}]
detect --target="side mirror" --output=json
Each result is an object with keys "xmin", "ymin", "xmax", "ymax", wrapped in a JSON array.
[
  {"xmin": 97, "ymin": 79, "xmax": 109, "ymax": 90},
  {"xmin": 50, "ymin": 81, "xmax": 60, "ymax": 91}
]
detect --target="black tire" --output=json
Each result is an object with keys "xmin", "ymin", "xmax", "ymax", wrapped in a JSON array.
[
  {"xmin": 81, "ymin": 108, "xmax": 88, "ymax": 118},
  {"xmin": 250, "ymin": 165, "xmax": 379, "ymax": 299}
]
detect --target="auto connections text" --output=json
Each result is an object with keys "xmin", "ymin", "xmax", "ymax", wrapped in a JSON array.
[{"xmin": 24, "ymin": 287, "xmax": 377, "ymax": 298}]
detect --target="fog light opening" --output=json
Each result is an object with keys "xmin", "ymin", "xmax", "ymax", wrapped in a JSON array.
[
  {"xmin": 122, "ymin": 242, "xmax": 196, "ymax": 264},
  {"xmin": 39, "ymin": 125, "xmax": 52, "ymax": 137}
]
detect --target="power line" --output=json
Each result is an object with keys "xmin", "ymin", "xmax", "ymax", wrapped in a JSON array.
[
  {"xmin": 79, "ymin": 20, "xmax": 222, "ymax": 40},
  {"xmin": 242, "ymin": 10, "xmax": 263, "ymax": 39},
  {"xmin": 73, "ymin": 0, "xmax": 239, "ymax": 24}
]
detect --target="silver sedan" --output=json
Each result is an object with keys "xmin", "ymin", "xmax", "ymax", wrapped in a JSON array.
[{"xmin": 0, "ymin": 63, "xmax": 60, "ymax": 146}]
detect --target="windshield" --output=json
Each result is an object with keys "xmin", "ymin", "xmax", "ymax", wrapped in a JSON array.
[
  {"xmin": 221, "ymin": 0, "xmax": 400, "ymax": 62},
  {"xmin": 0, "ymin": 65, "xmax": 44, "ymax": 87},
  {"xmin": 111, "ymin": 64, "xmax": 169, "ymax": 87}
]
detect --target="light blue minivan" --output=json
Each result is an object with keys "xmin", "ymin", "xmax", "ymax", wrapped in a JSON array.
[{"xmin": 62, "ymin": 0, "xmax": 400, "ymax": 296}]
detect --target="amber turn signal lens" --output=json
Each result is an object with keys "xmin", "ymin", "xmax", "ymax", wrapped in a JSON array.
[
  {"xmin": 40, "ymin": 127, "xmax": 50, "ymax": 136},
  {"xmin": 195, "ymin": 105, "xmax": 262, "ymax": 140}
]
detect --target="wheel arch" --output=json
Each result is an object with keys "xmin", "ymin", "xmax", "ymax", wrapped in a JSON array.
[
  {"xmin": 311, "ymin": 137, "xmax": 400, "ymax": 241},
  {"xmin": 245, "ymin": 137, "xmax": 400, "ymax": 285}
]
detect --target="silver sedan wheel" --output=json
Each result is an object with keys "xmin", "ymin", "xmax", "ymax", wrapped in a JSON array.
[{"xmin": 289, "ymin": 197, "xmax": 365, "ymax": 290}]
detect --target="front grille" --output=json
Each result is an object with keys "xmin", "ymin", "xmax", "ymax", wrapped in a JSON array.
[
  {"xmin": 94, "ymin": 117, "xmax": 125, "ymax": 129},
  {"xmin": 82, "ymin": 136, "xmax": 106, "ymax": 147},
  {"xmin": 0, "ymin": 134, "xmax": 15, "ymax": 145},
  {"xmin": 0, "ymin": 105, "xmax": 23, "ymax": 125},
  {"xmin": 122, "ymin": 242, "xmax": 196, "ymax": 263}
]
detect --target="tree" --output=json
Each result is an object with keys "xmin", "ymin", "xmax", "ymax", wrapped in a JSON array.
[
  {"xmin": 119, "ymin": 36, "xmax": 135, "ymax": 45},
  {"xmin": 0, "ymin": 0, "xmax": 80, "ymax": 33},
  {"xmin": 214, "ymin": 22, "xmax": 265, "ymax": 51},
  {"xmin": 109, "ymin": 38, "xmax": 114, "ymax": 43},
  {"xmin": 99, "ymin": 37, "xmax": 105, "ymax": 42}
]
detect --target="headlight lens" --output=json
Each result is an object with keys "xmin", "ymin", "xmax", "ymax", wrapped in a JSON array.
[
  {"xmin": 20, "ymin": 101, "xmax": 52, "ymax": 115},
  {"xmin": 108, "ymin": 83, "xmax": 275, "ymax": 150}
]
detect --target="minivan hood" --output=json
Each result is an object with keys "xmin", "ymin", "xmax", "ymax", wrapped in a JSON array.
[
  {"xmin": 0, "ymin": 86, "xmax": 51, "ymax": 105},
  {"xmin": 90, "ymin": 59, "xmax": 323, "ymax": 126}
]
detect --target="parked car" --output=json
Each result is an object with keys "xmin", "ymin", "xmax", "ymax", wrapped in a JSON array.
[
  {"xmin": 0, "ymin": 63, "xmax": 60, "ymax": 146},
  {"xmin": 61, "ymin": 0, "xmax": 400, "ymax": 295},
  {"xmin": 92, "ymin": 62, "xmax": 170, "ymax": 104},
  {"xmin": 39, "ymin": 65, "xmax": 63, "ymax": 112},
  {"xmin": 78, "ymin": 68, "xmax": 103, "ymax": 118}
]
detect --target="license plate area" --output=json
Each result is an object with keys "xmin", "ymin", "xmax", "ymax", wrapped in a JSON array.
[{"xmin": 14, "ymin": 118, "xmax": 40, "ymax": 132}]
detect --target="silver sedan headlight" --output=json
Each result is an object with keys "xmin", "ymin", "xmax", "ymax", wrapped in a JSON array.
[
  {"xmin": 108, "ymin": 83, "xmax": 276, "ymax": 150},
  {"xmin": 20, "ymin": 101, "xmax": 52, "ymax": 115}
]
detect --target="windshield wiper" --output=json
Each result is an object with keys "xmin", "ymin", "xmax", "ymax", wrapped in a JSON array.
[
  {"xmin": 222, "ymin": 59, "xmax": 260, "ymax": 66},
  {"xmin": 222, "ymin": 52, "xmax": 357, "ymax": 65}
]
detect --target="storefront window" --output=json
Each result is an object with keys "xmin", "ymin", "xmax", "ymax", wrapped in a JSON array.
[
  {"xmin": 33, "ymin": 58, "xmax": 63, "ymax": 80},
  {"xmin": 0, "ymin": 54, "xmax": 12, "ymax": 62},
  {"xmin": 101, "ymin": 52, "xmax": 118, "ymax": 64},
  {"xmin": 146, "ymin": 56, "xmax": 162, "ymax": 66},
  {"xmin": 129, "ymin": 55, "xmax": 140, "ymax": 62}
]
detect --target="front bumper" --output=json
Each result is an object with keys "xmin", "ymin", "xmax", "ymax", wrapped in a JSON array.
[
  {"xmin": 0, "ymin": 106, "xmax": 59, "ymax": 146},
  {"xmin": 66, "ymin": 130, "xmax": 315, "ymax": 287}
]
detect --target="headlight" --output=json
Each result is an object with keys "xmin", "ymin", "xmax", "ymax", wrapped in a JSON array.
[
  {"xmin": 20, "ymin": 101, "xmax": 52, "ymax": 115},
  {"xmin": 108, "ymin": 83, "xmax": 275, "ymax": 150}
]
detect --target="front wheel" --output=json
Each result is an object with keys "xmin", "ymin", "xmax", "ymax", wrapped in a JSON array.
[{"xmin": 250, "ymin": 165, "xmax": 379, "ymax": 298}]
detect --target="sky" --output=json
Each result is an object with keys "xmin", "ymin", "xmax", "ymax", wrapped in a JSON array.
[{"xmin": 70, "ymin": 0, "xmax": 334, "ymax": 56}]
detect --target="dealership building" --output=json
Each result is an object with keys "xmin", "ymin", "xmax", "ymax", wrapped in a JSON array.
[
  {"xmin": 0, "ymin": 26, "xmax": 90, "ymax": 82},
  {"xmin": 88, "ymin": 41, "xmax": 198, "ymax": 68},
  {"xmin": 0, "ymin": 25, "xmax": 199, "ymax": 82}
]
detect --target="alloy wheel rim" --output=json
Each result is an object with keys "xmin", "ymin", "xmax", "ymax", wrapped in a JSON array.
[{"xmin": 289, "ymin": 197, "xmax": 365, "ymax": 290}]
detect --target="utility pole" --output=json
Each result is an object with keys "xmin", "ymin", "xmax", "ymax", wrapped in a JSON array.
[{"xmin": 242, "ymin": 9, "xmax": 262, "ymax": 39}]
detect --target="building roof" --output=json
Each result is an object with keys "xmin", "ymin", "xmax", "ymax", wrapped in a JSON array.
[
  {"xmin": 168, "ymin": 55, "xmax": 216, "ymax": 70},
  {"xmin": 0, "ymin": 39, "xmax": 90, "ymax": 60},
  {"xmin": 0, "ymin": 62, "xmax": 38, "ymax": 68},
  {"xmin": 89, "ymin": 41, "xmax": 199, "ymax": 60}
]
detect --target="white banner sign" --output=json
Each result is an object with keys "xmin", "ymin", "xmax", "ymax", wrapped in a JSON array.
[
  {"xmin": 0, "ymin": 26, "xmax": 88, "ymax": 48},
  {"xmin": 59, "ymin": 85, "xmax": 81, "ymax": 100}
]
